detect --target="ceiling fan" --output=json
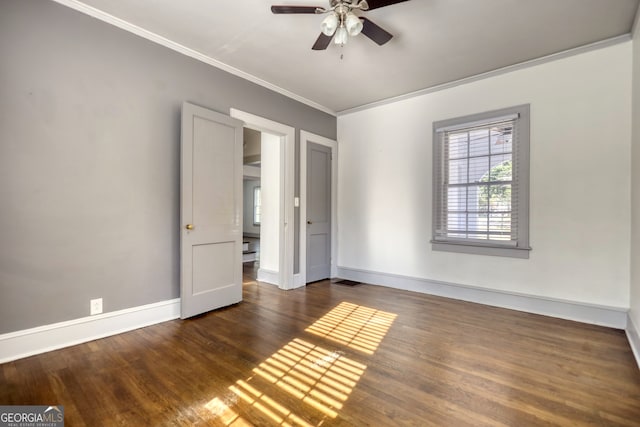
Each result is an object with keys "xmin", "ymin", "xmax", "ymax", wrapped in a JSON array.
[{"xmin": 271, "ymin": 0, "xmax": 409, "ymax": 50}]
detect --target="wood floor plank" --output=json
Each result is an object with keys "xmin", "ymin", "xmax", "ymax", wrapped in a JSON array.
[{"xmin": 1, "ymin": 266, "xmax": 639, "ymax": 426}]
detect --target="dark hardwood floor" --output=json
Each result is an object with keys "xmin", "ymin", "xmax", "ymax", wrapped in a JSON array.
[{"xmin": 2, "ymin": 265, "xmax": 639, "ymax": 426}]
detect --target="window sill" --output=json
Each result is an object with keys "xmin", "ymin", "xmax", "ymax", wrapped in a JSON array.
[{"xmin": 431, "ymin": 241, "xmax": 531, "ymax": 259}]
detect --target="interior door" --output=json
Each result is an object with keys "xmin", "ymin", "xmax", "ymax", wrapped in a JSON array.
[
  {"xmin": 306, "ymin": 142, "xmax": 332, "ymax": 283},
  {"xmin": 180, "ymin": 102, "xmax": 243, "ymax": 319}
]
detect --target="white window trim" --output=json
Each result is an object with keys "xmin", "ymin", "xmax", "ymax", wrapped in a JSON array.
[
  {"xmin": 253, "ymin": 186, "xmax": 261, "ymax": 226},
  {"xmin": 431, "ymin": 104, "xmax": 531, "ymax": 259}
]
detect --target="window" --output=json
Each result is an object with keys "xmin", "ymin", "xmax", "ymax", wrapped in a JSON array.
[
  {"xmin": 432, "ymin": 105, "xmax": 531, "ymax": 258},
  {"xmin": 253, "ymin": 186, "xmax": 261, "ymax": 226}
]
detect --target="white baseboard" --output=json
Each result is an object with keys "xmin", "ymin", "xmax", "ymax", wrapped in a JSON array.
[
  {"xmin": 337, "ymin": 266, "xmax": 628, "ymax": 329},
  {"xmin": 0, "ymin": 298, "xmax": 180, "ymax": 364},
  {"xmin": 257, "ymin": 268, "xmax": 279, "ymax": 286},
  {"xmin": 627, "ymin": 314, "xmax": 640, "ymax": 369}
]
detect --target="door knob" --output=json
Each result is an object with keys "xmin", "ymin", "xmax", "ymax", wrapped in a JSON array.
[
  {"xmin": 307, "ymin": 221, "xmax": 312, "ymax": 225},
  {"xmin": 185, "ymin": 224, "xmax": 194, "ymax": 230}
]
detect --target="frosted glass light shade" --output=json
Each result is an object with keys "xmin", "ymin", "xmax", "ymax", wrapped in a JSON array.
[
  {"xmin": 345, "ymin": 12, "xmax": 363, "ymax": 36},
  {"xmin": 334, "ymin": 26, "xmax": 348, "ymax": 45},
  {"xmin": 321, "ymin": 13, "xmax": 339, "ymax": 36}
]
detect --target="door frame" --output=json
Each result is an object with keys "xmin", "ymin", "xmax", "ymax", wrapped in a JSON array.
[
  {"xmin": 299, "ymin": 130, "xmax": 338, "ymax": 286},
  {"xmin": 230, "ymin": 108, "xmax": 295, "ymax": 290}
]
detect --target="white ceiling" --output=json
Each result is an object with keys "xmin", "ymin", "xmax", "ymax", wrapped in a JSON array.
[{"xmin": 57, "ymin": 0, "xmax": 639, "ymax": 114}]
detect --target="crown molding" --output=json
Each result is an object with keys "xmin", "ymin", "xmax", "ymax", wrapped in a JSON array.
[
  {"xmin": 50, "ymin": 0, "xmax": 636, "ymax": 119},
  {"xmin": 338, "ymin": 34, "xmax": 632, "ymax": 116},
  {"xmin": 51, "ymin": 0, "xmax": 337, "ymax": 117}
]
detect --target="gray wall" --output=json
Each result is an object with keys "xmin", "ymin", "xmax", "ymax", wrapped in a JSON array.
[{"xmin": 0, "ymin": 0, "xmax": 336, "ymax": 333}]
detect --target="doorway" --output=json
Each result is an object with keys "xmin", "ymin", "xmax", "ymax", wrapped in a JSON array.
[
  {"xmin": 242, "ymin": 128, "xmax": 281, "ymax": 286},
  {"xmin": 242, "ymin": 127, "xmax": 261, "ymax": 282},
  {"xmin": 231, "ymin": 109, "xmax": 295, "ymax": 290}
]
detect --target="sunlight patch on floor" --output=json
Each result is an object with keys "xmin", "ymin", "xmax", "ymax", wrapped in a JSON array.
[
  {"xmin": 204, "ymin": 301, "xmax": 397, "ymax": 425},
  {"xmin": 229, "ymin": 379, "xmax": 313, "ymax": 427},
  {"xmin": 252, "ymin": 338, "xmax": 366, "ymax": 419},
  {"xmin": 305, "ymin": 302, "xmax": 397, "ymax": 354},
  {"xmin": 204, "ymin": 397, "xmax": 249, "ymax": 426}
]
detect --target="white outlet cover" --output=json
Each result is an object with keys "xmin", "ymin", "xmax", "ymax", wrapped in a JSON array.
[{"xmin": 90, "ymin": 298, "xmax": 103, "ymax": 315}]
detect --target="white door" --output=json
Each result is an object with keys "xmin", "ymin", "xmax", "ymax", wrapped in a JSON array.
[
  {"xmin": 180, "ymin": 102, "xmax": 243, "ymax": 319},
  {"xmin": 306, "ymin": 142, "xmax": 332, "ymax": 283}
]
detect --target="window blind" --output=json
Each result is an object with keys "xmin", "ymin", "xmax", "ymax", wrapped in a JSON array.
[{"xmin": 433, "ymin": 117, "xmax": 519, "ymax": 245}]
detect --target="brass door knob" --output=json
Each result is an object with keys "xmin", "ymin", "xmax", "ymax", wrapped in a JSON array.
[{"xmin": 185, "ymin": 224, "xmax": 194, "ymax": 230}]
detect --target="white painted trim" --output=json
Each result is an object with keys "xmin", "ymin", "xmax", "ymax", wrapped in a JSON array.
[
  {"xmin": 51, "ymin": 0, "xmax": 336, "ymax": 117},
  {"xmin": 257, "ymin": 268, "xmax": 280, "ymax": 286},
  {"xmin": 243, "ymin": 165, "xmax": 260, "ymax": 179},
  {"xmin": 336, "ymin": 266, "xmax": 628, "ymax": 329},
  {"xmin": 299, "ymin": 131, "xmax": 339, "ymax": 287},
  {"xmin": 230, "ymin": 109, "xmax": 295, "ymax": 291},
  {"xmin": 0, "ymin": 299, "xmax": 180, "ymax": 364},
  {"xmin": 338, "ymin": 34, "xmax": 632, "ymax": 116},
  {"xmin": 627, "ymin": 314, "xmax": 640, "ymax": 369}
]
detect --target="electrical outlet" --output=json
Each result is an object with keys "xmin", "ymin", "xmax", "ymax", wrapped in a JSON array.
[{"xmin": 90, "ymin": 298, "xmax": 103, "ymax": 315}]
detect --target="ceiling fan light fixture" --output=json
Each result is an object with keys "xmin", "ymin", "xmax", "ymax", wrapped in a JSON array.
[
  {"xmin": 334, "ymin": 26, "xmax": 348, "ymax": 45},
  {"xmin": 345, "ymin": 12, "xmax": 363, "ymax": 36},
  {"xmin": 271, "ymin": 0, "xmax": 403, "ymax": 51},
  {"xmin": 321, "ymin": 13, "xmax": 339, "ymax": 36}
]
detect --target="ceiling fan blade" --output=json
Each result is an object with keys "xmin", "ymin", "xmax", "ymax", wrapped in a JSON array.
[
  {"xmin": 312, "ymin": 33, "xmax": 333, "ymax": 50},
  {"xmin": 360, "ymin": 17, "xmax": 393, "ymax": 45},
  {"xmin": 361, "ymin": 0, "xmax": 409, "ymax": 10},
  {"xmin": 271, "ymin": 5, "xmax": 321, "ymax": 14}
]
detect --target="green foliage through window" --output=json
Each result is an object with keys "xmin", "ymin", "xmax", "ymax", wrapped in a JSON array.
[{"xmin": 479, "ymin": 160, "xmax": 512, "ymax": 213}]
